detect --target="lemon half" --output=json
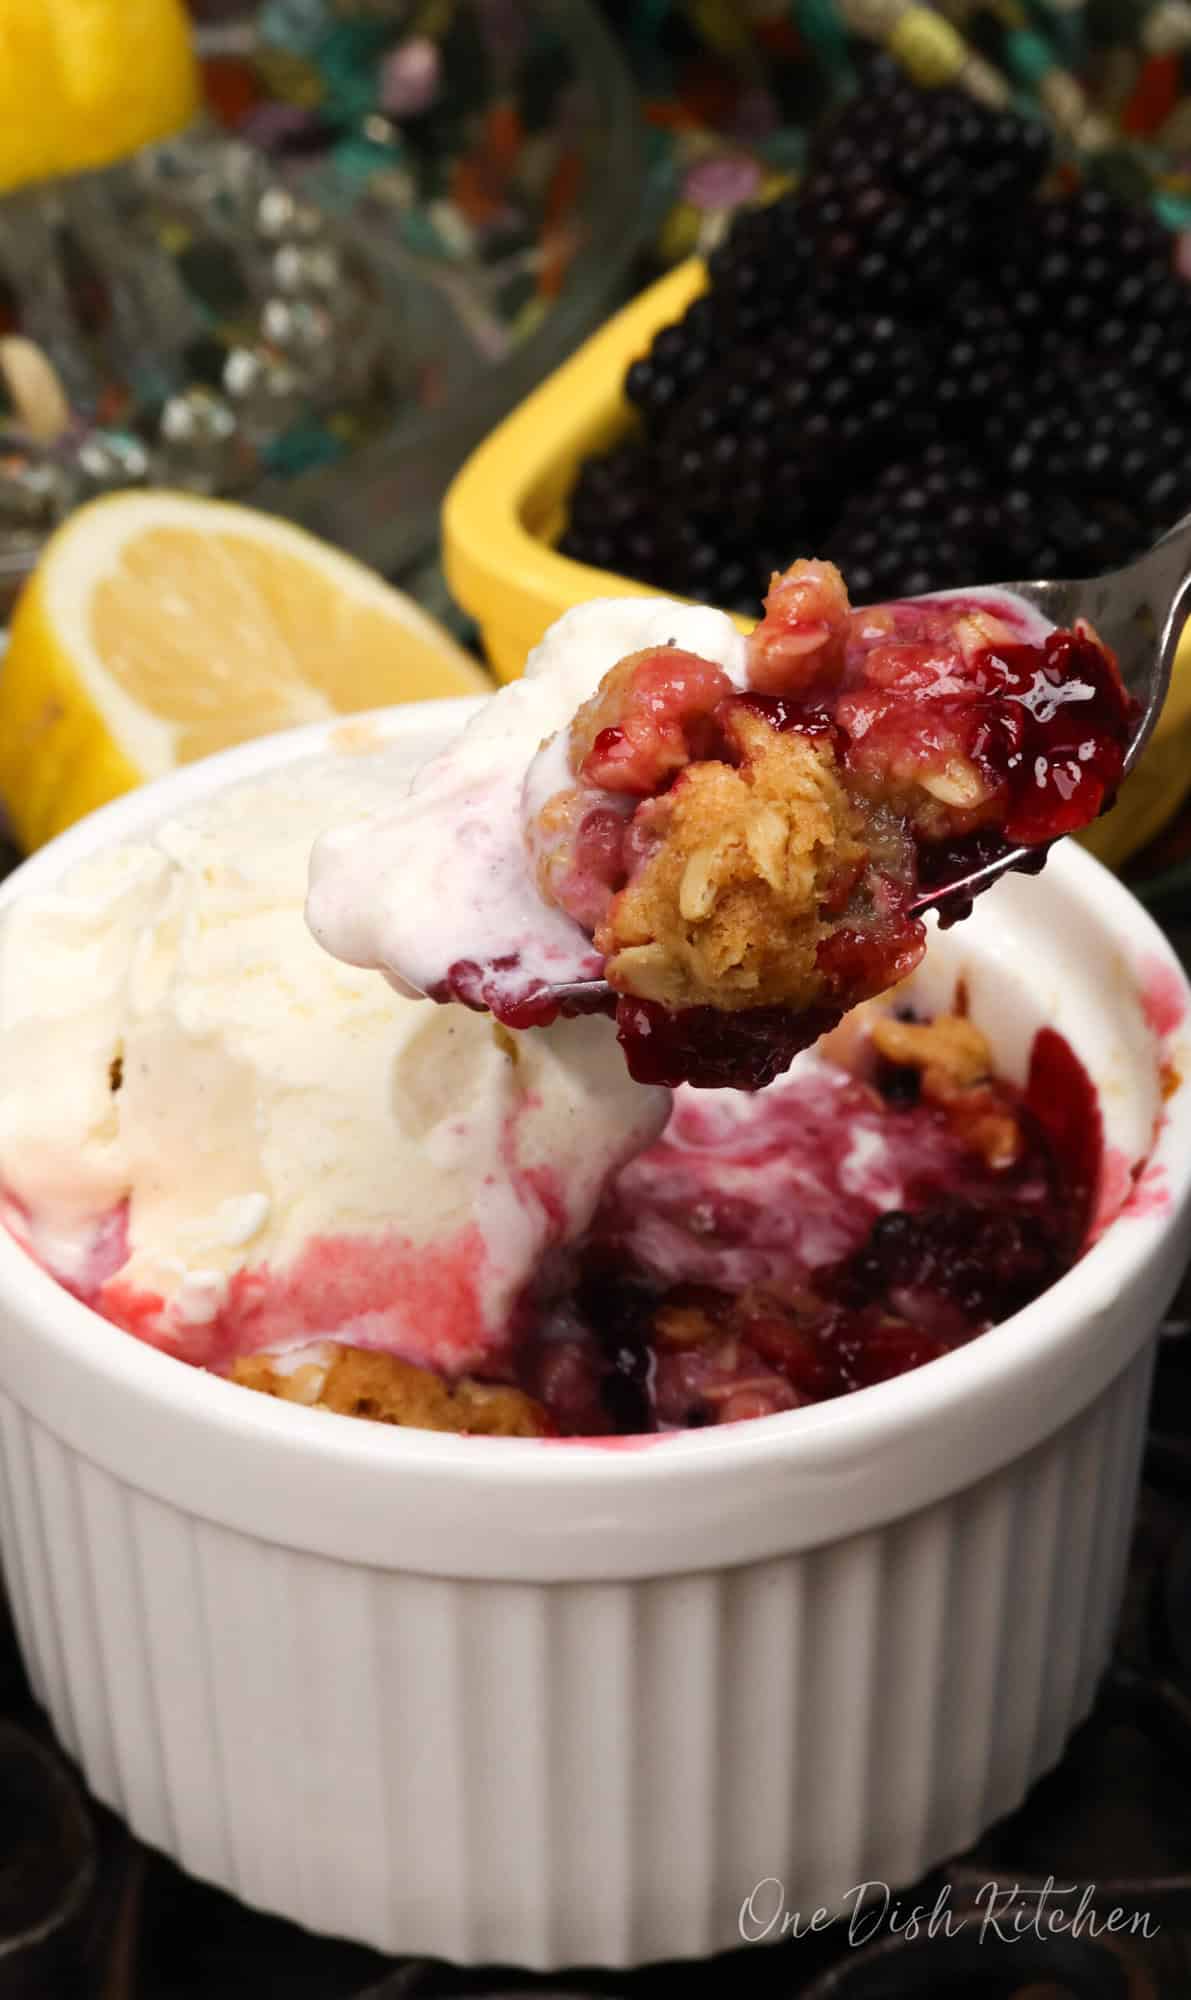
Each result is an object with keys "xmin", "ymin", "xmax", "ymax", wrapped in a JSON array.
[{"xmin": 0, "ymin": 491, "xmax": 491, "ymax": 849}]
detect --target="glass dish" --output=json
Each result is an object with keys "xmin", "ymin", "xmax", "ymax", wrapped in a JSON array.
[
  {"xmin": 243, "ymin": 0, "xmax": 648, "ymax": 576},
  {"xmin": 0, "ymin": 0, "xmax": 646, "ymax": 597}
]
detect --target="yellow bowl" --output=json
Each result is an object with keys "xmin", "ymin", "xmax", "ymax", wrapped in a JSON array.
[{"xmin": 443, "ymin": 257, "xmax": 1191, "ymax": 870}]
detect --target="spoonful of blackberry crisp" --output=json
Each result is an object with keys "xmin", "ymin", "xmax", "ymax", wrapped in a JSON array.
[{"xmin": 308, "ymin": 521, "xmax": 1189, "ymax": 1091}]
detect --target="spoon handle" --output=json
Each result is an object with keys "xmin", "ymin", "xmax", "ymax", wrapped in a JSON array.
[
  {"xmin": 1131, "ymin": 506, "xmax": 1191, "ymax": 643},
  {"xmin": 1125, "ymin": 507, "xmax": 1191, "ymax": 775}
]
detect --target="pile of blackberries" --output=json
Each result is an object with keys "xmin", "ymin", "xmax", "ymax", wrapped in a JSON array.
[{"xmin": 560, "ymin": 59, "xmax": 1191, "ymax": 611}]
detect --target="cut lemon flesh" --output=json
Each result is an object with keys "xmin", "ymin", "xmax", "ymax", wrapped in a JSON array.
[{"xmin": 0, "ymin": 491, "xmax": 492, "ymax": 849}]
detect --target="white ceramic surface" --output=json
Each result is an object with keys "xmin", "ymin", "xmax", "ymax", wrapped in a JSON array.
[{"xmin": 0, "ymin": 704, "xmax": 1188, "ymax": 1969}]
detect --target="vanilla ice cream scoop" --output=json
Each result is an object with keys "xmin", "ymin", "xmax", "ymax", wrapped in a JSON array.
[
  {"xmin": 0, "ymin": 746, "xmax": 668, "ymax": 1375},
  {"xmin": 306, "ymin": 597, "xmax": 748, "ymax": 1013}
]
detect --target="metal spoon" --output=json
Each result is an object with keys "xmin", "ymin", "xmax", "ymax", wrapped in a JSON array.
[
  {"xmin": 911, "ymin": 503, "xmax": 1191, "ymax": 915},
  {"xmin": 546, "ymin": 508, "xmax": 1191, "ymax": 1012}
]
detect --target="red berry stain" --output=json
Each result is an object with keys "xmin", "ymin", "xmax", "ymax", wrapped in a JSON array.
[
  {"xmin": 1123, "ymin": 1161, "xmax": 1170, "ymax": 1220},
  {"xmin": 1024, "ymin": 1025, "xmax": 1103, "ymax": 1242},
  {"xmin": 1138, "ymin": 953, "xmax": 1187, "ymax": 1040},
  {"xmin": 97, "ymin": 1224, "xmax": 495, "ymax": 1375}
]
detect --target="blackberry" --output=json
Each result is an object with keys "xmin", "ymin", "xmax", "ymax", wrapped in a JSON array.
[
  {"xmin": 1116, "ymin": 430, "xmax": 1184, "ymax": 502},
  {"xmin": 1084, "ymin": 362, "xmax": 1158, "ymax": 415},
  {"xmin": 811, "ymin": 123, "xmax": 899, "ymax": 186},
  {"xmin": 1077, "ymin": 437, "xmax": 1120, "ymax": 492},
  {"xmin": 1143, "ymin": 462, "xmax": 1191, "ymax": 529},
  {"xmin": 1147, "ymin": 342, "xmax": 1191, "ymax": 415},
  {"xmin": 624, "ymin": 354, "xmax": 682, "ymax": 425},
  {"xmin": 972, "ymin": 383, "xmax": 1028, "ymax": 460},
  {"xmin": 561, "ymin": 439, "xmax": 664, "ymax": 578},
  {"xmin": 1005, "ymin": 282, "xmax": 1048, "ymax": 340},
  {"xmin": 941, "ymin": 496, "xmax": 1004, "ymax": 555},
  {"xmin": 1041, "ymin": 187, "xmax": 1169, "ymax": 273},
  {"xmin": 831, "ymin": 514, "xmax": 976, "ymax": 601},
  {"xmin": 562, "ymin": 73, "xmax": 1190, "ymax": 614},
  {"xmin": 934, "ymin": 335, "xmax": 1021, "ymax": 431},
  {"xmin": 1092, "ymin": 311, "xmax": 1146, "ymax": 360},
  {"xmin": 673, "ymin": 535, "xmax": 726, "ymax": 600},
  {"xmin": 567, "ymin": 450, "xmax": 634, "ymax": 534},
  {"xmin": 826, "ymin": 52, "xmax": 920, "ymax": 143},
  {"xmin": 1052, "ymin": 507, "xmax": 1119, "ymax": 576},
  {"xmin": 829, "ymin": 453, "xmax": 991, "ymax": 597},
  {"xmin": 895, "ymin": 537, "xmax": 976, "ymax": 597},
  {"xmin": 945, "ymin": 283, "xmax": 1021, "ymax": 344}
]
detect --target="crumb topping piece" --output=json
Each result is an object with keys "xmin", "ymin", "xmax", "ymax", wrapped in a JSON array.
[
  {"xmin": 871, "ymin": 1013, "xmax": 992, "ymax": 1092},
  {"xmin": 747, "ymin": 556, "xmax": 851, "ymax": 697},
  {"xmin": 872, "ymin": 1012, "xmax": 1021, "ymax": 1169},
  {"xmin": 595, "ymin": 704, "xmax": 869, "ymax": 1012},
  {"xmin": 232, "ymin": 1348, "xmax": 550, "ymax": 1436}
]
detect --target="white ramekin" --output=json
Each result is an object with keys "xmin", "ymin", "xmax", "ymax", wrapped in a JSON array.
[{"xmin": 0, "ymin": 706, "xmax": 1187, "ymax": 1971}]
